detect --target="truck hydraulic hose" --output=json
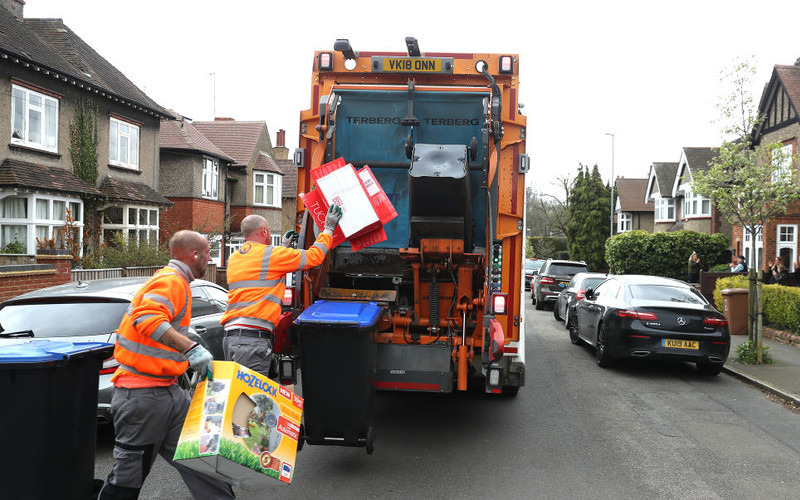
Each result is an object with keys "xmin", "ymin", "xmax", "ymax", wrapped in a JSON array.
[{"xmin": 429, "ymin": 275, "xmax": 440, "ymax": 334}]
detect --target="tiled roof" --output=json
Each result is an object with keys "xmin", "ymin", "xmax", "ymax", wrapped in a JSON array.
[
  {"xmin": 775, "ymin": 65, "xmax": 800, "ymax": 115},
  {"xmin": 253, "ymin": 152, "xmax": 282, "ymax": 173},
  {"xmin": 683, "ymin": 147, "xmax": 717, "ymax": 173},
  {"xmin": 160, "ymin": 120, "xmax": 234, "ymax": 164},
  {"xmin": 615, "ymin": 178, "xmax": 653, "ymax": 212},
  {"xmin": 652, "ymin": 162, "xmax": 678, "ymax": 197},
  {"xmin": 192, "ymin": 121, "xmax": 267, "ymax": 167},
  {"xmin": 0, "ymin": 159, "xmax": 103, "ymax": 196},
  {"xmin": 99, "ymin": 176, "xmax": 173, "ymax": 207},
  {"xmin": 0, "ymin": 10, "xmax": 169, "ymax": 117},
  {"xmin": 276, "ymin": 158, "xmax": 297, "ymax": 198}
]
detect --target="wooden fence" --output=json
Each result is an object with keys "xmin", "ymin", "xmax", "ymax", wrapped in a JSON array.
[{"xmin": 71, "ymin": 264, "xmax": 217, "ymax": 283}]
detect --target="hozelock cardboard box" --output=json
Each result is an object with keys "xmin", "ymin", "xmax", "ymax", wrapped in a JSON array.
[{"xmin": 174, "ymin": 361, "xmax": 303, "ymax": 488}]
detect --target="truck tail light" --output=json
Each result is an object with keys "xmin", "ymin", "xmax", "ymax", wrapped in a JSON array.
[
  {"xmin": 499, "ymin": 55, "xmax": 514, "ymax": 74},
  {"xmin": 283, "ymin": 288, "xmax": 294, "ymax": 306},
  {"xmin": 492, "ymin": 293, "xmax": 508, "ymax": 315},
  {"xmin": 318, "ymin": 52, "xmax": 333, "ymax": 71}
]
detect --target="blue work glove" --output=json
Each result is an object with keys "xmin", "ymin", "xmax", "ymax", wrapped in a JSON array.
[
  {"xmin": 184, "ymin": 343, "xmax": 214, "ymax": 381},
  {"xmin": 282, "ymin": 230, "xmax": 298, "ymax": 248},
  {"xmin": 324, "ymin": 204, "xmax": 343, "ymax": 231}
]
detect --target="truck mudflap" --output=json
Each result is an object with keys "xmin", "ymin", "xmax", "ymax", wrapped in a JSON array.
[{"xmin": 374, "ymin": 343, "xmax": 453, "ymax": 393}]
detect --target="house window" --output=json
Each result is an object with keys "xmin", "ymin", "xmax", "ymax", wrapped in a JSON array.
[
  {"xmin": 271, "ymin": 234, "xmax": 282, "ymax": 246},
  {"xmin": 772, "ymin": 143, "xmax": 793, "ymax": 184},
  {"xmin": 682, "ymin": 190, "xmax": 711, "ymax": 218},
  {"xmin": 102, "ymin": 204, "xmax": 158, "ymax": 246},
  {"xmin": 743, "ymin": 225, "xmax": 763, "ymax": 270},
  {"xmin": 202, "ymin": 158, "xmax": 219, "ymax": 199},
  {"xmin": 11, "ymin": 84, "xmax": 59, "ymax": 152},
  {"xmin": 0, "ymin": 192, "xmax": 83, "ymax": 253},
  {"xmin": 254, "ymin": 172, "xmax": 281, "ymax": 208},
  {"xmin": 226, "ymin": 236, "xmax": 245, "ymax": 261},
  {"xmin": 203, "ymin": 233, "xmax": 222, "ymax": 267},
  {"xmin": 654, "ymin": 197, "xmax": 675, "ymax": 222},
  {"xmin": 777, "ymin": 224, "xmax": 797, "ymax": 271},
  {"xmin": 617, "ymin": 212, "xmax": 632, "ymax": 233},
  {"xmin": 109, "ymin": 117, "xmax": 140, "ymax": 169}
]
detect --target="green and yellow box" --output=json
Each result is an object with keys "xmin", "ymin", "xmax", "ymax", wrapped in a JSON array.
[{"xmin": 174, "ymin": 361, "xmax": 303, "ymax": 487}]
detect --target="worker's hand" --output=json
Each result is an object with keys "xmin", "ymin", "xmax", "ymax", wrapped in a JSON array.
[
  {"xmin": 184, "ymin": 343, "xmax": 214, "ymax": 381},
  {"xmin": 282, "ymin": 230, "xmax": 298, "ymax": 248},
  {"xmin": 324, "ymin": 204, "xmax": 343, "ymax": 232}
]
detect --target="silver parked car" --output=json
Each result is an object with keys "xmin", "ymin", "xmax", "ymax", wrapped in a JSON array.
[{"xmin": 0, "ymin": 277, "xmax": 228, "ymax": 424}]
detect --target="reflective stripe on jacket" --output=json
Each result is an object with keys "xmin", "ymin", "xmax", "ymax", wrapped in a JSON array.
[
  {"xmin": 222, "ymin": 232, "xmax": 332, "ymax": 330},
  {"xmin": 111, "ymin": 260, "xmax": 194, "ymax": 384}
]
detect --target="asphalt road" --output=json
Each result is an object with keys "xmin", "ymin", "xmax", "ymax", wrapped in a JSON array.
[{"xmin": 94, "ymin": 300, "xmax": 800, "ymax": 499}]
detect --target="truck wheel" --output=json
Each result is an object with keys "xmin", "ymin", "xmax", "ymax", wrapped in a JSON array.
[
  {"xmin": 366, "ymin": 427, "xmax": 376, "ymax": 455},
  {"xmin": 501, "ymin": 385, "xmax": 520, "ymax": 397}
]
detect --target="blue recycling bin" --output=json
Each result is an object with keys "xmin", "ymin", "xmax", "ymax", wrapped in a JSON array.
[
  {"xmin": 295, "ymin": 300, "xmax": 382, "ymax": 454},
  {"xmin": 0, "ymin": 339, "xmax": 114, "ymax": 500}
]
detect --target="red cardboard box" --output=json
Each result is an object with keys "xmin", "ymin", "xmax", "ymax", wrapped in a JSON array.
[{"xmin": 311, "ymin": 160, "xmax": 379, "ymax": 238}]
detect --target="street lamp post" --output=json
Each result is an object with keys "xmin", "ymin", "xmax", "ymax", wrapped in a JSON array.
[{"xmin": 605, "ymin": 133, "xmax": 615, "ymax": 238}]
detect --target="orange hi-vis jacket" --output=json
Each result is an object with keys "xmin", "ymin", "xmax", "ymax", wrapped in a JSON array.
[
  {"xmin": 222, "ymin": 232, "xmax": 333, "ymax": 331},
  {"xmin": 111, "ymin": 260, "xmax": 194, "ymax": 387}
]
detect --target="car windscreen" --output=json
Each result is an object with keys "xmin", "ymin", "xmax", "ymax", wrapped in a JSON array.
[
  {"xmin": 629, "ymin": 285, "xmax": 706, "ymax": 304},
  {"xmin": 0, "ymin": 301, "xmax": 130, "ymax": 338},
  {"xmin": 548, "ymin": 264, "xmax": 589, "ymax": 276}
]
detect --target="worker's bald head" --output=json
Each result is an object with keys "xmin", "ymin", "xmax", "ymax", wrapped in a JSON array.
[
  {"xmin": 169, "ymin": 230, "xmax": 208, "ymax": 260},
  {"xmin": 241, "ymin": 214, "xmax": 270, "ymax": 244}
]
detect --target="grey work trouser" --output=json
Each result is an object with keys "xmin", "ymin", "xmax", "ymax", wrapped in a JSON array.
[
  {"xmin": 97, "ymin": 384, "xmax": 235, "ymax": 500},
  {"xmin": 223, "ymin": 335, "xmax": 273, "ymax": 378}
]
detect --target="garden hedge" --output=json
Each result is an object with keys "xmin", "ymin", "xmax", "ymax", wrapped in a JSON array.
[{"xmin": 713, "ymin": 274, "xmax": 800, "ymax": 333}]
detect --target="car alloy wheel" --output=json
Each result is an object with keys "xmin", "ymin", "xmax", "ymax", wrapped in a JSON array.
[
  {"xmin": 595, "ymin": 322, "xmax": 612, "ymax": 367},
  {"xmin": 567, "ymin": 313, "xmax": 581, "ymax": 345}
]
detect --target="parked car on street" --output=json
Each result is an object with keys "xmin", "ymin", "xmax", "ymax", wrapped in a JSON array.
[
  {"xmin": 0, "ymin": 277, "xmax": 228, "ymax": 423},
  {"xmin": 524, "ymin": 258, "xmax": 545, "ymax": 291},
  {"xmin": 572, "ymin": 274, "xmax": 730, "ymax": 374},
  {"xmin": 553, "ymin": 272, "xmax": 608, "ymax": 327},
  {"xmin": 532, "ymin": 259, "xmax": 589, "ymax": 310}
]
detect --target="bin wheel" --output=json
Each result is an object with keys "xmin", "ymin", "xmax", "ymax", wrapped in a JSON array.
[
  {"xmin": 366, "ymin": 427, "xmax": 376, "ymax": 455},
  {"xmin": 297, "ymin": 424, "xmax": 305, "ymax": 452}
]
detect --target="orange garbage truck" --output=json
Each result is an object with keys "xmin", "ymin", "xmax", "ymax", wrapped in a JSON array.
[{"xmin": 284, "ymin": 38, "xmax": 527, "ymax": 438}]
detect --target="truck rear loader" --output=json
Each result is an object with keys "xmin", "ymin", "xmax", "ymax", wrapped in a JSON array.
[{"xmin": 285, "ymin": 38, "xmax": 528, "ymax": 443}]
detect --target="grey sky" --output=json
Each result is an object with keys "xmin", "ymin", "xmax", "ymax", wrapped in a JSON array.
[{"xmin": 24, "ymin": 0, "xmax": 800, "ymax": 197}]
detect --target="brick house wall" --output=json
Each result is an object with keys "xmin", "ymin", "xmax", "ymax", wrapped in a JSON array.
[
  {"xmin": 0, "ymin": 254, "xmax": 71, "ymax": 302},
  {"xmin": 160, "ymin": 197, "xmax": 226, "ymax": 238}
]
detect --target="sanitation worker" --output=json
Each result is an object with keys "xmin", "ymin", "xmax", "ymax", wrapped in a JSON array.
[
  {"xmin": 221, "ymin": 205, "xmax": 342, "ymax": 377},
  {"xmin": 98, "ymin": 230, "xmax": 235, "ymax": 500}
]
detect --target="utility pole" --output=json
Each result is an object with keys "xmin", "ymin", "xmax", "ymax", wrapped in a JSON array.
[
  {"xmin": 210, "ymin": 73, "xmax": 216, "ymax": 119},
  {"xmin": 605, "ymin": 133, "xmax": 615, "ymax": 237}
]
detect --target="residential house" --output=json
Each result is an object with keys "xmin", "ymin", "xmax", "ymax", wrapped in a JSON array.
[
  {"xmin": 671, "ymin": 147, "xmax": 732, "ymax": 240},
  {"xmin": 191, "ymin": 119, "xmax": 284, "ymax": 258},
  {"xmin": 0, "ymin": 1, "xmax": 172, "ymax": 255},
  {"xmin": 738, "ymin": 61, "xmax": 800, "ymax": 271},
  {"xmin": 614, "ymin": 177, "xmax": 653, "ymax": 233},
  {"xmin": 159, "ymin": 115, "xmax": 235, "ymax": 266},
  {"xmin": 644, "ymin": 162, "xmax": 679, "ymax": 232}
]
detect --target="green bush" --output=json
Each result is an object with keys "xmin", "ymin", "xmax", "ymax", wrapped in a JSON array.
[
  {"xmin": 605, "ymin": 230, "xmax": 729, "ymax": 280},
  {"xmin": 80, "ymin": 233, "xmax": 169, "ymax": 269},
  {"xmin": 735, "ymin": 341, "xmax": 774, "ymax": 364},
  {"xmin": 527, "ymin": 236, "xmax": 567, "ymax": 260},
  {"xmin": 0, "ymin": 239, "xmax": 26, "ymax": 254},
  {"xmin": 713, "ymin": 275, "xmax": 800, "ymax": 332}
]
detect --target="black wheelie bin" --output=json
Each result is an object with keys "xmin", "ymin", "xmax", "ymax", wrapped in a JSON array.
[
  {"xmin": 0, "ymin": 338, "xmax": 114, "ymax": 500},
  {"xmin": 295, "ymin": 300, "xmax": 381, "ymax": 454}
]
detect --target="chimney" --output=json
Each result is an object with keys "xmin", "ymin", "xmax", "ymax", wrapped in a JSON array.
[
  {"xmin": 273, "ymin": 129, "xmax": 289, "ymax": 160},
  {"xmin": 1, "ymin": 0, "xmax": 24, "ymax": 20},
  {"xmin": 214, "ymin": 117, "xmax": 235, "ymax": 122}
]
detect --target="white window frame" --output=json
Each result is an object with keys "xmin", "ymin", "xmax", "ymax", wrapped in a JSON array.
[
  {"xmin": 226, "ymin": 236, "xmax": 245, "ymax": 261},
  {"xmin": 10, "ymin": 84, "xmax": 59, "ymax": 153},
  {"xmin": 617, "ymin": 212, "xmax": 632, "ymax": 233},
  {"xmin": 109, "ymin": 117, "xmax": 140, "ymax": 170},
  {"xmin": 743, "ymin": 225, "xmax": 763, "ymax": 270},
  {"xmin": 202, "ymin": 157, "xmax": 219, "ymax": 199},
  {"xmin": 772, "ymin": 144, "xmax": 793, "ymax": 184},
  {"xmin": 271, "ymin": 234, "xmax": 282, "ymax": 246},
  {"xmin": 682, "ymin": 190, "xmax": 711, "ymax": 218},
  {"xmin": 0, "ymin": 191, "xmax": 83, "ymax": 254},
  {"xmin": 101, "ymin": 204, "xmax": 158, "ymax": 246},
  {"xmin": 654, "ymin": 197, "xmax": 675, "ymax": 222},
  {"xmin": 203, "ymin": 233, "xmax": 222, "ymax": 267},
  {"xmin": 776, "ymin": 224, "xmax": 797, "ymax": 271},
  {"xmin": 253, "ymin": 172, "xmax": 282, "ymax": 208}
]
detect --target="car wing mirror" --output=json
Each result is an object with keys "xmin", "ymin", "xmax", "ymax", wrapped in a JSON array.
[{"xmin": 584, "ymin": 287, "xmax": 595, "ymax": 300}]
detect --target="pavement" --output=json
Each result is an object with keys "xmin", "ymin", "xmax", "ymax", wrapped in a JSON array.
[{"xmin": 724, "ymin": 333, "xmax": 800, "ymax": 406}]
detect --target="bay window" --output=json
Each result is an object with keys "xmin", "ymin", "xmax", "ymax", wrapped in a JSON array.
[
  {"xmin": 0, "ymin": 192, "xmax": 83, "ymax": 253},
  {"xmin": 682, "ymin": 190, "xmax": 711, "ymax": 218},
  {"xmin": 102, "ymin": 204, "xmax": 158, "ymax": 246}
]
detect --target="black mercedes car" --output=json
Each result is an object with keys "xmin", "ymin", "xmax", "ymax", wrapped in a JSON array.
[{"xmin": 572, "ymin": 275, "xmax": 730, "ymax": 374}]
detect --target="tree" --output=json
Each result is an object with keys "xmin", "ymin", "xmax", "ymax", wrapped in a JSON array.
[
  {"xmin": 525, "ymin": 174, "xmax": 571, "ymax": 238},
  {"xmin": 567, "ymin": 164, "xmax": 611, "ymax": 270},
  {"xmin": 692, "ymin": 57, "xmax": 800, "ymax": 362},
  {"xmin": 69, "ymin": 97, "xmax": 101, "ymax": 258}
]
